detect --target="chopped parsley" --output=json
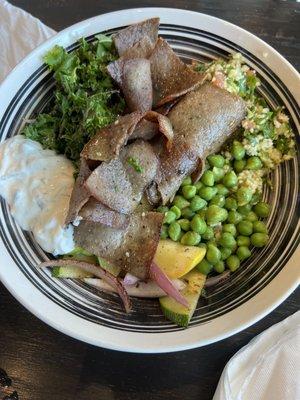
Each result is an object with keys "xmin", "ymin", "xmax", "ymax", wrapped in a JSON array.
[
  {"xmin": 127, "ymin": 157, "xmax": 144, "ymax": 173},
  {"xmin": 196, "ymin": 53, "xmax": 295, "ymax": 169},
  {"xmin": 22, "ymin": 35, "xmax": 125, "ymax": 163}
]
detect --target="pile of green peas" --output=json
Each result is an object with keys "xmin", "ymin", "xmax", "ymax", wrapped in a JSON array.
[{"xmin": 158, "ymin": 140, "xmax": 270, "ymax": 276}]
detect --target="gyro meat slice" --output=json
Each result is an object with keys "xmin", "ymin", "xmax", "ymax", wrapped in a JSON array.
[
  {"xmin": 79, "ymin": 198, "xmax": 129, "ymax": 229},
  {"xmin": 130, "ymin": 119, "xmax": 158, "ymax": 141},
  {"xmin": 155, "ymin": 83, "xmax": 247, "ymax": 203},
  {"xmin": 144, "ymin": 111, "xmax": 174, "ymax": 149},
  {"xmin": 155, "ymin": 98, "xmax": 180, "ymax": 116},
  {"xmin": 108, "ymin": 58, "xmax": 152, "ymax": 112},
  {"xmin": 113, "ymin": 18, "xmax": 160, "ymax": 56},
  {"xmin": 157, "ymin": 141, "xmax": 200, "ymax": 205},
  {"xmin": 120, "ymin": 36, "xmax": 155, "ymax": 59},
  {"xmin": 150, "ymin": 38, "xmax": 206, "ymax": 107},
  {"xmin": 74, "ymin": 211, "xmax": 164, "ymax": 279},
  {"xmin": 130, "ymin": 111, "xmax": 174, "ymax": 147},
  {"xmin": 85, "ymin": 139, "xmax": 159, "ymax": 214},
  {"xmin": 81, "ymin": 112, "xmax": 143, "ymax": 162},
  {"xmin": 167, "ymin": 82, "xmax": 247, "ymax": 160},
  {"xmin": 65, "ymin": 158, "xmax": 91, "ymax": 225}
]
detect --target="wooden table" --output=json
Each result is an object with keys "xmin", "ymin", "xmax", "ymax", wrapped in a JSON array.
[{"xmin": 2, "ymin": 1, "xmax": 299, "ymax": 399}]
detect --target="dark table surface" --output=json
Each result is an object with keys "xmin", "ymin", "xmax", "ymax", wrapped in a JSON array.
[{"xmin": 2, "ymin": 1, "xmax": 300, "ymax": 399}]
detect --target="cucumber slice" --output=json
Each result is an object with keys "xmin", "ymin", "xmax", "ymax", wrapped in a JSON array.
[
  {"xmin": 52, "ymin": 266, "xmax": 93, "ymax": 278},
  {"xmin": 63, "ymin": 253, "xmax": 97, "ymax": 264},
  {"xmin": 52, "ymin": 250, "xmax": 98, "ymax": 278},
  {"xmin": 67, "ymin": 247, "xmax": 93, "ymax": 257},
  {"xmin": 51, "ymin": 254, "xmax": 120, "ymax": 279},
  {"xmin": 159, "ymin": 270, "xmax": 206, "ymax": 328},
  {"xmin": 97, "ymin": 257, "xmax": 121, "ymax": 277}
]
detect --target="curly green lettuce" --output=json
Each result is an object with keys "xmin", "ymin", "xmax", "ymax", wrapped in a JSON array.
[{"xmin": 23, "ymin": 35, "xmax": 125, "ymax": 163}]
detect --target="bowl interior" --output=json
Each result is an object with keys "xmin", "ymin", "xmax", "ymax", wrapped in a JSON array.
[{"xmin": 0, "ymin": 11, "xmax": 299, "ymax": 346}]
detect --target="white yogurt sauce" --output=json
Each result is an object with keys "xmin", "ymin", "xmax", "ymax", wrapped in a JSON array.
[{"xmin": 0, "ymin": 135, "xmax": 75, "ymax": 255}]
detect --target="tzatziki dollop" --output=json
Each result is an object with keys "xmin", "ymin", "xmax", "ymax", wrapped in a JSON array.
[{"xmin": 0, "ymin": 135, "xmax": 75, "ymax": 255}]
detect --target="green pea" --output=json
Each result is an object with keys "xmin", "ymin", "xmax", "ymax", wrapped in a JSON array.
[
  {"xmin": 201, "ymin": 170, "xmax": 215, "ymax": 187},
  {"xmin": 253, "ymin": 221, "xmax": 268, "ymax": 233},
  {"xmin": 182, "ymin": 185, "xmax": 197, "ymax": 200},
  {"xmin": 237, "ymin": 220, "xmax": 253, "ymax": 236},
  {"xmin": 234, "ymin": 159, "xmax": 246, "ymax": 173},
  {"xmin": 202, "ymin": 226, "xmax": 214, "ymax": 240},
  {"xmin": 251, "ymin": 233, "xmax": 269, "ymax": 247},
  {"xmin": 223, "ymin": 224, "xmax": 237, "ymax": 237},
  {"xmin": 216, "ymin": 184, "xmax": 229, "ymax": 196},
  {"xmin": 227, "ymin": 210, "xmax": 243, "ymax": 225},
  {"xmin": 181, "ymin": 207, "xmax": 195, "ymax": 219},
  {"xmin": 168, "ymin": 222, "xmax": 181, "ymax": 241},
  {"xmin": 207, "ymin": 154, "xmax": 225, "ymax": 168},
  {"xmin": 169, "ymin": 205, "xmax": 181, "ymax": 219},
  {"xmin": 237, "ymin": 187, "xmax": 253, "ymax": 206},
  {"xmin": 226, "ymin": 255, "xmax": 240, "ymax": 271},
  {"xmin": 206, "ymin": 244, "xmax": 221, "ymax": 265},
  {"xmin": 254, "ymin": 202, "xmax": 270, "ymax": 218},
  {"xmin": 196, "ymin": 259, "xmax": 213, "ymax": 275},
  {"xmin": 214, "ymin": 260, "xmax": 225, "ymax": 273},
  {"xmin": 178, "ymin": 231, "xmax": 184, "ymax": 242},
  {"xmin": 246, "ymin": 156, "xmax": 263, "ymax": 170},
  {"xmin": 225, "ymin": 197, "xmax": 238, "ymax": 210},
  {"xmin": 198, "ymin": 243, "xmax": 207, "ymax": 251},
  {"xmin": 236, "ymin": 246, "xmax": 251, "ymax": 261},
  {"xmin": 237, "ymin": 204, "xmax": 252, "ymax": 215},
  {"xmin": 164, "ymin": 211, "xmax": 177, "ymax": 224},
  {"xmin": 181, "ymin": 176, "xmax": 192, "ymax": 186},
  {"xmin": 198, "ymin": 208, "xmax": 207, "ymax": 219},
  {"xmin": 157, "ymin": 206, "xmax": 169, "ymax": 213},
  {"xmin": 190, "ymin": 215, "xmax": 207, "ymax": 234},
  {"xmin": 198, "ymin": 186, "xmax": 218, "ymax": 201},
  {"xmin": 178, "ymin": 219, "xmax": 190, "ymax": 231},
  {"xmin": 223, "ymin": 171, "xmax": 238, "ymax": 188},
  {"xmin": 250, "ymin": 191, "xmax": 262, "ymax": 205},
  {"xmin": 206, "ymin": 239, "xmax": 217, "ymax": 247},
  {"xmin": 219, "ymin": 232, "xmax": 236, "ymax": 249},
  {"xmin": 210, "ymin": 194, "xmax": 226, "ymax": 207},
  {"xmin": 232, "ymin": 140, "xmax": 245, "ymax": 160},
  {"xmin": 212, "ymin": 167, "xmax": 225, "ymax": 183},
  {"xmin": 206, "ymin": 205, "xmax": 228, "ymax": 226},
  {"xmin": 160, "ymin": 225, "xmax": 168, "ymax": 239},
  {"xmin": 220, "ymin": 247, "xmax": 232, "ymax": 260},
  {"xmin": 172, "ymin": 195, "xmax": 190, "ymax": 210},
  {"xmin": 190, "ymin": 196, "xmax": 207, "ymax": 212},
  {"xmin": 245, "ymin": 211, "xmax": 258, "ymax": 223},
  {"xmin": 195, "ymin": 181, "xmax": 203, "ymax": 191},
  {"xmin": 181, "ymin": 231, "xmax": 201, "ymax": 246},
  {"xmin": 236, "ymin": 235, "xmax": 250, "ymax": 247}
]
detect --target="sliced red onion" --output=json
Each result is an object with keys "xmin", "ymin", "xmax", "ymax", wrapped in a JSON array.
[
  {"xmin": 169, "ymin": 279, "xmax": 186, "ymax": 292},
  {"xmin": 123, "ymin": 273, "xmax": 140, "ymax": 286},
  {"xmin": 84, "ymin": 278, "xmax": 186, "ymax": 298},
  {"xmin": 205, "ymin": 270, "xmax": 231, "ymax": 287},
  {"xmin": 39, "ymin": 258, "xmax": 132, "ymax": 313},
  {"xmin": 149, "ymin": 262, "xmax": 189, "ymax": 308}
]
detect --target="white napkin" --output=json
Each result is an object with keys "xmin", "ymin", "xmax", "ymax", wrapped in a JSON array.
[
  {"xmin": 1, "ymin": 3, "xmax": 299, "ymax": 399},
  {"xmin": 213, "ymin": 311, "xmax": 300, "ymax": 400},
  {"xmin": 0, "ymin": 0, "xmax": 55, "ymax": 83}
]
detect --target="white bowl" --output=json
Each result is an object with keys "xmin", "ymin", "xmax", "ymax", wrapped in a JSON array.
[{"xmin": 0, "ymin": 8, "xmax": 299, "ymax": 353}]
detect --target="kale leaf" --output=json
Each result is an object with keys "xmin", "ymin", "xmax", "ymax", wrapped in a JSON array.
[{"xmin": 23, "ymin": 36, "xmax": 124, "ymax": 163}]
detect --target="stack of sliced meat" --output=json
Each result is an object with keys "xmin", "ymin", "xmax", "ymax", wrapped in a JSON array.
[{"xmin": 66, "ymin": 18, "xmax": 246, "ymax": 290}]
